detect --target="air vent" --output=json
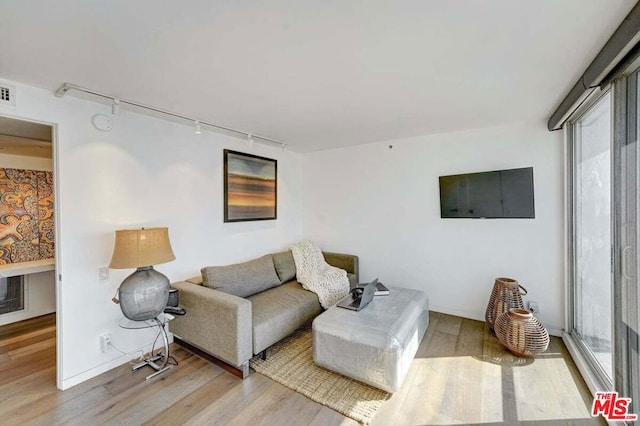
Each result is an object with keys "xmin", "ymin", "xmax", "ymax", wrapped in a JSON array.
[{"xmin": 0, "ymin": 84, "xmax": 16, "ymax": 106}]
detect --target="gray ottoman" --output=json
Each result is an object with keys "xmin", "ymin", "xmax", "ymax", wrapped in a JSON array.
[{"xmin": 312, "ymin": 287, "xmax": 429, "ymax": 393}]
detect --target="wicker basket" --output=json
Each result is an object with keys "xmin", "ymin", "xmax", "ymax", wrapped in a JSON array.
[
  {"xmin": 494, "ymin": 308, "xmax": 549, "ymax": 357},
  {"xmin": 485, "ymin": 277, "xmax": 527, "ymax": 335}
]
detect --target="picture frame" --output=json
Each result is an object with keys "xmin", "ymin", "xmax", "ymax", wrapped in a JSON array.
[{"xmin": 224, "ymin": 149, "xmax": 277, "ymax": 222}]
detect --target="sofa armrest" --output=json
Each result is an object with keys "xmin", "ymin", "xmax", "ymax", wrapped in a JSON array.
[
  {"xmin": 323, "ymin": 252, "xmax": 359, "ymax": 282},
  {"xmin": 170, "ymin": 281, "xmax": 252, "ymax": 369}
]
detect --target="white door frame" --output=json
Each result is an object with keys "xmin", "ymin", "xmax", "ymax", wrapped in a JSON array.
[{"xmin": 0, "ymin": 113, "xmax": 63, "ymax": 390}]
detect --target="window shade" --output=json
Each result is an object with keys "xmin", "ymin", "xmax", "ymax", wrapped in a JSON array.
[{"xmin": 548, "ymin": 4, "xmax": 640, "ymax": 131}]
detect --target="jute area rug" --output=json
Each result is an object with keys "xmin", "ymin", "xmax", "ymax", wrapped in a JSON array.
[{"xmin": 250, "ymin": 325, "xmax": 390, "ymax": 425}]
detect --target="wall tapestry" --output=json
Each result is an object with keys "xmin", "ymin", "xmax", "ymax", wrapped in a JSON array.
[
  {"xmin": 224, "ymin": 149, "xmax": 277, "ymax": 222},
  {"xmin": 0, "ymin": 168, "xmax": 54, "ymax": 265}
]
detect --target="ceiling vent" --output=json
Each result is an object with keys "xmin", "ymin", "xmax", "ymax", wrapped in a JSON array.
[{"xmin": 0, "ymin": 84, "xmax": 16, "ymax": 106}]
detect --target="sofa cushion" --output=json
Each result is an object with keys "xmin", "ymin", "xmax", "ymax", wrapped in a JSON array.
[
  {"xmin": 271, "ymin": 251, "xmax": 296, "ymax": 284},
  {"xmin": 248, "ymin": 281, "xmax": 322, "ymax": 354},
  {"xmin": 347, "ymin": 273, "xmax": 357, "ymax": 287},
  {"xmin": 186, "ymin": 276, "xmax": 203, "ymax": 285},
  {"xmin": 201, "ymin": 255, "xmax": 281, "ymax": 298}
]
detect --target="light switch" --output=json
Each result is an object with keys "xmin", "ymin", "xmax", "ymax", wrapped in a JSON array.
[{"xmin": 99, "ymin": 267, "xmax": 109, "ymax": 281}]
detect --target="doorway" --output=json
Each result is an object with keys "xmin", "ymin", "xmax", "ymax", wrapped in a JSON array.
[
  {"xmin": 0, "ymin": 114, "xmax": 58, "ymax": 387},
  {"xmin": 570, "ymin": 89, "xmax": 613, "ymax": 383},
  {"xmin": 567, "ymin": 63, "xmax": 640, "ymax": 412},
  {"xmin": 612, "ymin": 66, "xmax": 640, "ymax": 415}
]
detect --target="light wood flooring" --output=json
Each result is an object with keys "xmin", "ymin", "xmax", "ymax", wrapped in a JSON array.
[{"xmin": 0, "ymin": 312, "xmax": 604, "ymax": 425}]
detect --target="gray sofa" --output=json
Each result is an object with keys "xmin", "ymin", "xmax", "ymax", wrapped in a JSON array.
[{"xmin": 170, "ymin": 251, "xmax": 358, "ymax": 378}]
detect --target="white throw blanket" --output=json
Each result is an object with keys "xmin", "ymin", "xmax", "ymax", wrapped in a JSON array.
[{"xmin": 290, "ymin": 240, "xmax": 350, "ymax": 309}]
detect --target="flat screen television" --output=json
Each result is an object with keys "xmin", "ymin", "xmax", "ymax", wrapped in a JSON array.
[{"xmin": 439, "ymin": 167, "xmax": 535, "ymax": 219}]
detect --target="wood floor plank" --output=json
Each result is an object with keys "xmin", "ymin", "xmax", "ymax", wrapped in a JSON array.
[
  {"xmin": 374, "ymin": 312, "xmax": 602, "ymax": 426},
  {"xmin": 0, "ymin": 346, "xmax": 56, "ymax": 386},
  {"xmin": 0, "ymin": 366, "xmax": 56, "ymax": 415},
  {"xmin": 225, "ymin": 379, "xmax": 338, "ymax": 426},
  {"xmin": 225, "ymin": 379, "xmax": 299, "ymax": 425},
  {"xmin": 454, "ymin": 317, "xmax": 485, "ymax": 356},
  {"xmin": 95, "ymin": 346, "xmax": 193, "ymax": 397},
  {"xmin": 143, "ymin": 370, "xmax": 240, "ymax": 426},
  {"xmin": 7, "ymin": 336, "xmax": 56, "ymax": 359},
  {"xmin": 309, "ymin": 405, "xmax": 359, "ymax": 426},
  {"xmin": 0, "ymin": 364, "xmax": 55, "ymax": 395},
  {"xmin": 0, "ymin": 311, "xmax": 605, "ymax": 425},
  {"xmin": 0, "ymin": 326, "xmax": 55, "ymax": 351},
  {"xmin": 415, "ymin": 311, "xmax": 438, "ymax": 358},
  {"xmin": 259, "ymin": 390, "xmax": 330, "ymax": 426},
  {"xmin": 102, "ymin": 349, "xmax": 194, "ymax": 396},
  {"xmin": 423, "ymin": 329, "xmax": 458, "ymax": 357},
  {"xmin": 100, "ymin": 363, "xmax": 224, "ymax": 425},
  {"xmin": 0, "ymin": 357, "xmax": 55, "ymax": 396},
  {"xmin": 182, "ymin": 372, "xmax": 274, "ymax": 425},
  {"xmin": 380, "ymin": 331, "xmax": 441, "ymax": 423},
  {"xmin": 435, "ymin": 312, "xmax": 462, "ymax": 335},
  {"xmin": 0, "ymin": 314, "xmax": 55, "ymax": 340},
  {"xmin": 25, "ymin": 364, "xmax": 148, "ymax": 425},
  {"xmin": 10, "ymin": 385, "xmax": 112, "ymax": 426},
  {"xmin": 64, "ymin": 356, "xmax": 215, "ymax": 425}
]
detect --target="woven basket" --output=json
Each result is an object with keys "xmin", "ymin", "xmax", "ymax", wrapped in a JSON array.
[
  {"xmin": 485, "ymin": 277, "xmax": 527, "ymax": 335},
  {"xmin": 495, "ymin": 308, "xmax": 549, "ymax": 357}
]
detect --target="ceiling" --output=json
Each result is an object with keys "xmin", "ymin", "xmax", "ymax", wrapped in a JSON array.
[
  {"xmin": 0, "ymin": 116, "xmax": 52, "ymax": 158},
  {"xmin": 0, "ymin": 1, "xmax": 636, "ymax": 152}
]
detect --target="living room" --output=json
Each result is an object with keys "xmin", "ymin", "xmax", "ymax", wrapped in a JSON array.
[{"xmin": 0, "ymin": 1, "xmax": 638, "ymax": 425}]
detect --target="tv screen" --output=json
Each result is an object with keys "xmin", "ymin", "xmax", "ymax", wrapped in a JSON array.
[{"xmin": 439, "ymin": 167, "xmax": 535, "ymax": 218}]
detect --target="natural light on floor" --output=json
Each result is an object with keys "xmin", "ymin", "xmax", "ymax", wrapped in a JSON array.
[{"xmin": 387, "ymin": 353, "xmax": 594, "ymax": 425}]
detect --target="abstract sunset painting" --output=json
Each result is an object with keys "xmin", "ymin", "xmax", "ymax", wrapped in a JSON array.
[{"xmin": 224, "ymin": 150, "xmax": 277, "ymax": 222}]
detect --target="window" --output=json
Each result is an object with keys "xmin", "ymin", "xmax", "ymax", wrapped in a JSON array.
[
  {"xmin": 570, "ymin": 90, "xmax": 613, "ymax": 384},
  {"xmin": 567, "ymin": 64, "xmax": 640, "ymax": 412}
]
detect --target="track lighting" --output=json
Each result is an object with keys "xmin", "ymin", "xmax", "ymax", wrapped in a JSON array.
[
  {"xmin": 282, "ymin": 143, "xmax": 286, "ymax": 152},
  {"xmin": 55, "ymin": 82, "xmax": 288, "ymax": 151},
  {"xmin": 112, "ymin": 99, "xmax": 120, "ymax": 115}
]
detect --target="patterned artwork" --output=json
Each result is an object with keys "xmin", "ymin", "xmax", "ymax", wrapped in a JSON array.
[{"xmin": 0, "ymin": 168, "xmax": 54, "ymax": 265}]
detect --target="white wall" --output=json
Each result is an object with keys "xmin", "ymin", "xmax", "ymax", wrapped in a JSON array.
[
  {"xmin": 0, "ymin": 271, "xmax": 56, "ymax": 326},
  {"xmin": 0, "ymin": 78, "xmax": 303, "ymax": 389},
  {"xmin": 302, "ymin": 122, "xmax": 565, "ymax": 335},
  {"xmin": 0, "ymin": 152, "xmax": 53, "ymax": 171}
]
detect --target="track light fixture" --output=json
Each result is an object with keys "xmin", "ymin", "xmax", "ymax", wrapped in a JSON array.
[
  {"xmin": 112, "ymin": 99, "xmax": 120, "ymax": 115},
  {"xmin": 248, "ymin": 134, "xmax": 254, "ymax": 147},
  {"xmin": 54, "ymin": 82, "xmax": 288, "ymax": 151}
]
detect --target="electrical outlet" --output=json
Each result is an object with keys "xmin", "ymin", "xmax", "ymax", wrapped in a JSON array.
[
  {"xmin": 527, "ymin": 301, "xmax": 539, "ymax": 314},
  {"xmin": 100, "ymin": 333, "xmax": 111, "ymax": 353},
  {"xmin": 98, "ymin": 267, "xmax": 109, "ymax": 281}
]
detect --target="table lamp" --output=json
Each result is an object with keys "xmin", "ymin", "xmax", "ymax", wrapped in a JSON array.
[{"xmin": 109, "ymin": 227, "xmax": 175, "ymax": 321}]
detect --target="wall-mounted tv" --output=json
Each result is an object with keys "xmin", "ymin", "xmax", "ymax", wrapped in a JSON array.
[{"xmin": 439, "ymin": 167, "xmax": 535, "ymax": 219}]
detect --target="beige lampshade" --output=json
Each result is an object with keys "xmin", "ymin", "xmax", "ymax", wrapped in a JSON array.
[{"xmin": 109, "ymin": 227, "xmax": 176, "ymax": 269}]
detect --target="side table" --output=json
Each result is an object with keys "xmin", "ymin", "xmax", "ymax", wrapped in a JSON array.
[{"xmin": 119, "ymin": 312, "xmax": 174, "ymax": 380}]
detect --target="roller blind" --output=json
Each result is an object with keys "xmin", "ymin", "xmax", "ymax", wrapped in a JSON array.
[{"xmin": 548, "ymin": 3, "xmax": 640, "ymax": 131}]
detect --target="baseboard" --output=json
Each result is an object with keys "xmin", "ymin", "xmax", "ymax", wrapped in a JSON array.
[
  {"xmin": 60, "ymin": 334, "xmax": 174, "ymax": 390},
  {"xmin": 429, "ymin": 305, "xmax": 563, "ymax": 337},
  {"xmin": 61, "ymin": 354, "xmax": 131, "ymax": 390}
]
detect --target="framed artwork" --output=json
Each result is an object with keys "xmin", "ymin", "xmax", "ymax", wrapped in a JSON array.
[
  {"xmin": 224, "ymin": 149, "xmax": 277, "ymax": 222},
  {"xmin": 0, "ymin": 168, "xmax": 54, "ymax": 265}
]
